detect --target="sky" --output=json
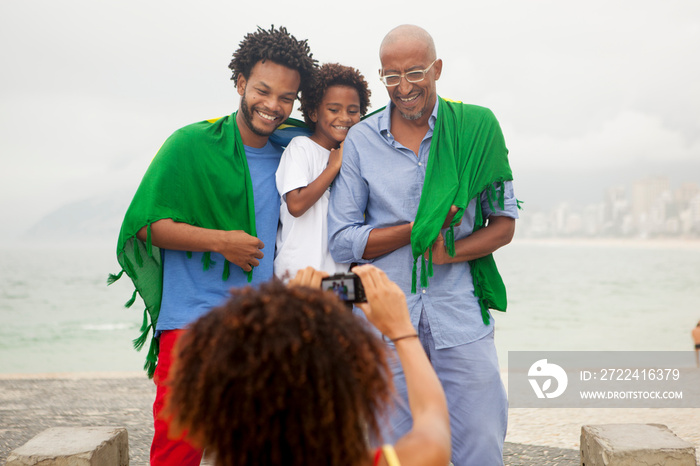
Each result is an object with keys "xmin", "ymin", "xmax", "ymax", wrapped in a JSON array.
[{"xmin": 1, "ymin": 0, "xmax": 699, "ymax": 241}]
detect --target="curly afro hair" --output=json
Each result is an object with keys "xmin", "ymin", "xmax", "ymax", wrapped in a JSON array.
[
  {"xmin": 300, "ymin": 63, "xmax": 371, "ymax": 132},
  {"xmin": 229, "ymin": 25, "xmax": 317, "ymax": 94},
  {"xmin": 165, "ymin": 280, "xmax": 393, "ymax": 466}
]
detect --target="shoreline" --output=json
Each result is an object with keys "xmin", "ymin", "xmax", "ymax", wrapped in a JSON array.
[
  {"xmin": 0, "ymin": 371, "xmax": 145, "ymax": 380},
  {"xmin": 3, "ymin": 236, "xmax": 700, "ymax": 251},
  {"xmin": 511, "ymin": 236, "xmax": 700, "ymax": 249}
]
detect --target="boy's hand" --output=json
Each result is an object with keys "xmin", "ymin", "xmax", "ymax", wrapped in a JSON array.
[{"xmin": 328, "ymin": 142, "xmax": 344, "ymax": 172}]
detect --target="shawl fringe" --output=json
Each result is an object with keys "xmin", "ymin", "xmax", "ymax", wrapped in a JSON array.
[{"xmin": 410, "ymin": 98, "xmax": 515, "ymax": 318}]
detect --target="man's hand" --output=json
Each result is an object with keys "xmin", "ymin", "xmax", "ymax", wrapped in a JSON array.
[
  {"xmin": 425, "ymin": 215, "xmax": 515, "ymax": 265},
  {"xmin": 442, "ymin": 205, "xmax": 462, "ymax": 229},
  {"xmin": 428, "ymin": 233, "xmax": 450, "ymax": 265},
  {"xmin": 218, "ymin": 230, "xmax": 265, "ymax": 273},
  {"xmin": 426, "ymin": 205, "xmax": 461, "ymax": 265}
]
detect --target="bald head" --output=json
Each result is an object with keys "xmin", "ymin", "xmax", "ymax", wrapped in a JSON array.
[
  {"xmin": 380, "ymin": 25, "xmax": 436, "ymax": 61},
  {"xmin": 378, "ymin": 25, "xmax": 442, "ymax": 123}
]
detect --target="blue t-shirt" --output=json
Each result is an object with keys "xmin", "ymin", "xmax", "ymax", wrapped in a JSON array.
[{"xmin": 156, "ymin": 141, "xmax": 282, "ymax": 332}]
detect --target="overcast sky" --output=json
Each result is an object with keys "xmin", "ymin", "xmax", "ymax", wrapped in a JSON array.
[{"xmin": 1, "ymin": 0, "xmax": 698, "ymax": 241}]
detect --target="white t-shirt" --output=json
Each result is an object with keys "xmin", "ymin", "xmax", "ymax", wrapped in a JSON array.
[{"xmin": 274, "ymin": 136, "xmax": 348, "ymax": 281}]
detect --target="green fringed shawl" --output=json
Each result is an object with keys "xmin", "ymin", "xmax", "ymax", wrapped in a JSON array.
[
  {"xmin": 109, "ymin": 113, "xmax": 307, "ymax": 377},
  {"xmin": 410, "ymin": 98, "xmax": 514, "ymax": 325}
]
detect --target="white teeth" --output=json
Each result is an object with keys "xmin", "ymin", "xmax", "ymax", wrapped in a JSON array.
[
  {"xmin": 400, "ymin": 95, "xmax": 418, "ymax": 103},
  {"xmin": 334, "ymin": 126, "xmax": 350, "ymax": 130},
  {"xmin": 256, "ymin": 110, "xmax": 277, "ymax": 121}
]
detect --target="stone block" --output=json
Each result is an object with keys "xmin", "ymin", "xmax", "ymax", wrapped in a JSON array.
[
  {"xmin": 6, "ymin": 426, "xmax": 129, "ymax": 466},
  {"xmin": 581, "ymin": 423, "xmax": 696, "ymax": 466}
]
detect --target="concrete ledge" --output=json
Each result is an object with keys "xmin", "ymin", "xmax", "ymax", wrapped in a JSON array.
[
  {"xmin": 581, "ymin": 423, "xmax": 696, "ymax": 466},
  {"xmin": 6, "ymin": 427, "xmax": 129, "ymax": 466}
]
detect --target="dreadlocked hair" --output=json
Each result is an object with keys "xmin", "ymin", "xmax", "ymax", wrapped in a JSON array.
[
  {"xmin": 300, "ymin": 63, "xmax": 372, "ymax": 132},
  {"xmin": 229, "ymin": 25, "xmax": 317, "ymax": 94},
  {"xmin": 165, "ymin": 280, "xmax": 393, "ymax": 466}
]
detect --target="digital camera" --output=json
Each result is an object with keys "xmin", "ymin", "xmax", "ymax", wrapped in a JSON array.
[{"xmin": 320, "ymin": 272, "xmax": 366, "ymax": 303}]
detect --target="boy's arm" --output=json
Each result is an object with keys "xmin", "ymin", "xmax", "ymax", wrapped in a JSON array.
[
  {"xmin": 136, "ymin": 219, "xmax": 264, "ymax": 272},
  {"xmin": 286, "ymin": 146, "xmax": 342, "ymax": 217}
]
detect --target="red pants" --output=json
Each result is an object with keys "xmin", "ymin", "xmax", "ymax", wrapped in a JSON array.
[{"xmin": 150, "ymin": 329, "xmax": 203, "ymax": 466}]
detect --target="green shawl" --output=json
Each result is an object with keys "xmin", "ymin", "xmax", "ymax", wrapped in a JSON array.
[
  {"xmin": 410, "ymin": 98, "xmax": 515, "ymax": 325},
  {"xmin": 109, "ymin": 113, "xmax": 307, "ymax": 377}
]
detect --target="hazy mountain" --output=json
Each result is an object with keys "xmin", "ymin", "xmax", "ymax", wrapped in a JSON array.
[
  {"xmin": 23, "ymin": 192, "xmax": 131, "ymax": 245},
  {"xmin": 21, "ymin": 158, "xmax": 699, "ymax": 244}
]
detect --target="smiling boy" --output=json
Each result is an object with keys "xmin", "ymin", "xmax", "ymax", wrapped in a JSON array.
[
  {"xmin": 114, "ymin": 26, "xmax": 316, "ymax": 466},
  {"xmin": 274, "ymin": 63, "xmax": 371, "ymax": 280}
]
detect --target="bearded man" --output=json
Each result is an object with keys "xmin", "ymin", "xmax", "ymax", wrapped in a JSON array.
[{"xmin": 113, "ymin": 26, "xmax": 316, "ymax": 466}]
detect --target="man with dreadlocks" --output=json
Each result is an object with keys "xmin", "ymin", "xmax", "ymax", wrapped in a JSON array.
[
  {"xmin": 112, "ymin": 26, "xmax": 316, "ymax": 465},
  {"xmin": 329, "ymin": 25, "xmax": 518, "ymax": 464}
]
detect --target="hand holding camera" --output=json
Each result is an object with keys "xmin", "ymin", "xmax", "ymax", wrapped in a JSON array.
[
  {"xmin": 351, "ymin": 265, "xmax": 415, "ymax": 340},
  {"xmin": 288, "ymin": 266, "xmax": 327, "ymax": 289},
  {"xmin": 290, "ymin": 265, "xmax": 414, "ymax": 341}
]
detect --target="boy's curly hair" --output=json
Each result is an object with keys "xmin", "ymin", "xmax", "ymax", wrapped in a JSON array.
[
  {"xmin": 165, "ymin": 280, "xmax": 393, "ymax": 466},
  {"xmin": 300, "ymin": 63, "xmax": 371, "ymax": 132},
  {"xmin": 229, "ymin": 25, "xmax": 317, "ymax": 93}
]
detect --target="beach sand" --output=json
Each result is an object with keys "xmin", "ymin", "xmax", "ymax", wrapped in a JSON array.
[{"xmin": 1, "ymin": 372, "xmax": 697, "ymax": 465}]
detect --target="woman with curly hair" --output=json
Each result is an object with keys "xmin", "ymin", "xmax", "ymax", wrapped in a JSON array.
[
  {"xmin": 274, "ymin": 63, "xmax": 371, "ymax": 281},
  {"xmin": 166, "ymin": 264, "xmax": 451, "ymax": 466}
]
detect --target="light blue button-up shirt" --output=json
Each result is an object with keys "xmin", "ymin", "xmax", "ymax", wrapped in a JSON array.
[{"xmin": 328, "ymin": 99, "xmax": 518, "ymax": 349}]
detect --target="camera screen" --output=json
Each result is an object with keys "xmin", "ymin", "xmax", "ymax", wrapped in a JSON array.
[{"xmin": 323, "ymin": 277, "xmax": 356, "ymax": 301}]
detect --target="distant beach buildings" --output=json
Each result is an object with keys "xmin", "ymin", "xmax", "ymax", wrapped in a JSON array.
[{"xmin": 518, "ymin": 176, "xmax": 700, "ymax": 239}]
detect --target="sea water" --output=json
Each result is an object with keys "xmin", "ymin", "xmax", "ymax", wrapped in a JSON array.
[
  {"xmin": 1, "ymin": 240, "xmax": 699, "ymax": 374},
  {"xmin": 0, "ymin": 243, "xmax": 146, "ymax": 373}
]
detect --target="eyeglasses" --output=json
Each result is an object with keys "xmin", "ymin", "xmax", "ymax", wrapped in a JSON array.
[{"xmin": 379, "ymin": 59, "xmax": 438, "ymax": 87}]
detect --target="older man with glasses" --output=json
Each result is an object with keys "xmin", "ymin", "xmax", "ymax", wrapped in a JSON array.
[{"xmin": 328, "ymin": 24, "xmax": 519, "ymax": 465}]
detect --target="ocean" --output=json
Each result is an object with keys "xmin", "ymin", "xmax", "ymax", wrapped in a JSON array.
[{"xmin": 1, "ymin": 239, "xmax": 699, "ymax": 374}]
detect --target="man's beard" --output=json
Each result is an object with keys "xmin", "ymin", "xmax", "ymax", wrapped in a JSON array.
[
  {"xmin": 399, "ymin": 108, "xmax": 424, "ymax": 121},
  {"xmin": 396, "ymin": 89, "xmax": 434, "ymax": 121},
  {"xmin": 240, "ymin": 91, "xmax": 277, "ymax": 138}
]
